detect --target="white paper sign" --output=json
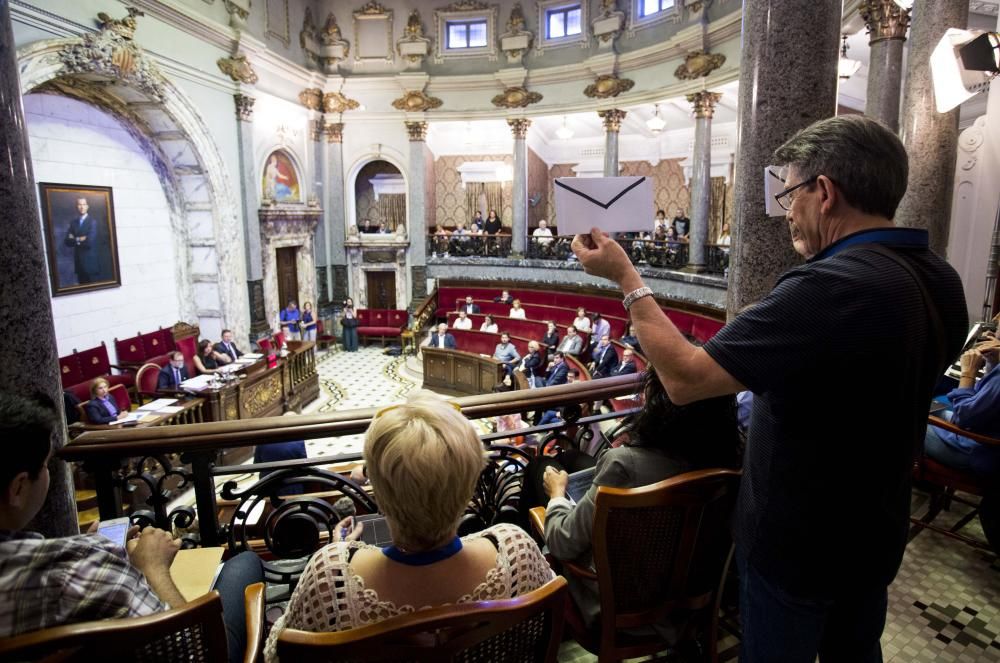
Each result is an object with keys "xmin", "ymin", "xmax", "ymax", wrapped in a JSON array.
[
  {"xmin": 764, "ymin": 166, "xmax": 787, "ymax": 217},
  {"xmin": 553, "ymin": 176, "xmax": 654, "ymax": 235}
]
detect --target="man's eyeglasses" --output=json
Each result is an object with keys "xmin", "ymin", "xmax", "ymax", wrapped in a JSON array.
[{"xmin": 769, "ymin": 167, "xmax": 819, "ymax": 212}]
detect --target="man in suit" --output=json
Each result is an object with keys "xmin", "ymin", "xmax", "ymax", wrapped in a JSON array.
[
  {"xmin": 612, "ymin": 347, "xmax": 638, "ymax": 376},
  {"xmin": 557, "ymin": 326, "xmax": 583, "ymax": 356},
  {"xmin": 589, "ymin": 334, "xmax": 620, "ymax": 378},
  {"xmin": 214, "ymin": 329, "xmax": 243, "ymax": 363},
  {"xmin": 545, "ymin": 352, "xmax": 569, "ymax": 387},
  {"xmin": 157, "ymin": 351, "xmax": 190, "ymax": 390},
  {"xmin": 460, "ymin": 296, "xmax": 480, "ymax": 315},
  {"xmin": 429, "ymin": 323, "xmax": 457, "ymax": 350},
  {"xmin": 494, "ymin": 290, "xmax": 513, "ymax": 305},
  {"xmin": 63, "ymin": 197, "xmax": 100, "ymax": 284}
]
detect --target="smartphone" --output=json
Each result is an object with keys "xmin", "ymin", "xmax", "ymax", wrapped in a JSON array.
[
  {"xmin": 96, "ymin": 517, "xmax": 130, "ymax": 548},
  {"xmin": 339, "ymin": 516, "xmax": 355, "ymax": 541}
]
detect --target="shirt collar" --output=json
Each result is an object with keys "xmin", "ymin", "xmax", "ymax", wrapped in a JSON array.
[
  {"xmin": 0, "ymin": 529, "xmax": 43, "ymax": 543},
  {"xmin": 811, "ymin": 227, "xmax": 928, "ymax": 262}
]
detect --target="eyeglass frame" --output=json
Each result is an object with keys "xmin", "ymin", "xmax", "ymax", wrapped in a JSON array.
[{"xmin": 772, "ymin": 172, "xmax": 819, "ymax": 211}]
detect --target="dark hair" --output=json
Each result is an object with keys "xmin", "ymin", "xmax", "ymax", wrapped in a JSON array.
[
  {"xmin": 221, "ymin": 328, "xmax": 232, "ymax": 336},
  {"xmin": 553, "ymin": 352, "xmax": 565, "ymax": 360},
  {"xmin": 198, "ymin": 339, "xmax": 213, "ymax": 353},
  {"xmin": 568, "ymin": 369, "xmax": 580, "ymax": 378},
  {"xmin": 773, "ymin": 115, "xmax": 908, "ymax": 220},
  {"xmin": 169, "ymin": 350, "xmax": 184, "ymax": 361},
  {"xmin": 628, "ymin": 369, "xmax": 740, "ymax": 470},
  {"xmin": 0, "ymin": 393, "xmax": 57, "ymax": 489}
]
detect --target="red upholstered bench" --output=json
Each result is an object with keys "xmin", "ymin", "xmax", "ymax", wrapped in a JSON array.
[
  {"xmin": 60, "ymin": 342, "xmax": 136, "ymax": 404},
  {"xmin": 357, "ymin": 309, "xmax": 407, "ymax": 346}
]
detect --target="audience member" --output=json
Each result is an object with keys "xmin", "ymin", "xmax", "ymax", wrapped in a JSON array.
[
  {"xmin": 254, "ymin": 438, "xmax": 309, "ymax": 497},
  {"xmin": 557, "ymin": 326, "xmax": 583, "ymax": 356},
  {"xmin": 341, "ymin": 298, "xmax": 359, "ymax": 352},
  {"xmin": 612, "ymin": 347, "xmax": 638, "ymax": 376},
  {"xmin": 521, "ymin": 340, "xmax": 544, "ymax": 388},
  {"xmin": 480, "ymin": 314, "xmax": 498, "ymax": 333},
  {"xmin": 509, "ymin": 298, "xmax": 526, "ymax": 319},
  {"xmin": 494, "ymin": 333, "xmax": 522, "ymax": 378},
  {"xmin": 589, "ymin": 312, "xmax": 610, "ymax": 350},
  {"xmin": 0, "ymin": 393, "xmax": 263, "ymax": 663},
  {"xmin": 532, "ymin": 220, "xmax": 554, "ymax": 246},
  {"xmin": 279, "ymin": 301, "xmax": 301, "ymax": 341},
  {"xmin": 193, "ymin": 339, "xmax": 231, "ymax": 375},
  {"xmin": 300, "ymin": 302, "xmax": 317, "ymax": 342},
  {"xmin": 537, "ymin": 371, "xmax": 740, "ymax": 627},
  {"xmin": 545, "ymin": 352, "xmax": 569, "ymax": 386},
  {"xmin": 429, "ymin": 323, "xmax": 456, "ymax": 350},
  {"xmin": 484, "ymin": 209, "xmax": 502, "ymax": 235},
  {"xmin": 358, "ymin": 218, "xmax": 373, "ymax": 234},
  {"xmin": 589, "ymin": 334, "xmax": 620, "ymax": 379},
  {"xmin": 620, "ymin": 322, "xmax": 641, "ymax": 355},
  {"xmin": 263, "ymin": 393, "xmax": 552, "ymax": 660},
  {"xmin": 432, "ymin": 226, "xmax": 450, "ymax": 257},
  {"xmin": 214, "ymin": 329, "xmax": 243, "ymax": 363},
  {"xmin": 377, "ymin": 222, "xmax": 390, "ymax": 235},
  {"xmin": 460, "ymin": 295, "xmax": 480, "ymax": 314},
  {"xmin": 537, "ymin": 369, "xmax": 579, "ymax": 425},
  {"xmin": 453, "ymin": 311, "xmax": 473, "ymax": 330},
  {"xmin": 718, "ymin": 222, "xmax": 732, "ymax": 247},
  {"xmin": 157, "ymin": 351, "xmax": 189, "ymax": 390},
  {"xmin": 654, "ymin": 209, "xmax": 668, "ymax": 231},
  {"xmin": 471, "ymin": 211, "xmax": 485, "ymax": 233},
  {"xmin": 672, "ymin": 208, "xmax": 690, "ymax": 239},
  {"xmin": 83, "ymin": 377, "xmax": 128, "ymax": 424},
  {"xmin": 572, "ymin": 307, "xmax": 591, "ymax": 333},
  {"xmin": 925, "ymin": 338, "xmax": 1000, "ymax": 478},
  {"xmin": 542, "ymin": 321, "xmax": 560, "ymax": 356},
  {"xmin": 571, "ymin": 115, "xmax": 969, "ymax": 661},
  {"xmin": 494, "ymin": 290, "xmax": 513, "ymax": 305}
]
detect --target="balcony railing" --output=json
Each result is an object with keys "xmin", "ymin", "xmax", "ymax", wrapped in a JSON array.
[
  {"xmin": 427, "ymin": 233, "xmax": 512, "ymax": 258},
  {"xmin": 706, "ymin": 244, "xmax": 730, "ymax": 275}
]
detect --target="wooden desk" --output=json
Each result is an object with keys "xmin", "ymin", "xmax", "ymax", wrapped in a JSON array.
[{"xmin": 422, "ymin": 347, "xmax": 504, "ymax": 394}]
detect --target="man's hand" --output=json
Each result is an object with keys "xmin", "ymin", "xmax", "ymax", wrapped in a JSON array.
[
  {"xmin": 334, "ymin": 516, "xmax": 363, "ymax": 542},
  {"xmin": 127, "ymin": 527, "xmax": 180, "ymax": 575},
  {"xmin": 543, "ymin": 466, "xmax": 569, "ymax": 500},
  {"xmin": 571, "ymin": 228, "xmax": 637, "ymax": 286},
  {"xmin": 959, "ymin": 349, "xmax": 986, "ymax": 377}
]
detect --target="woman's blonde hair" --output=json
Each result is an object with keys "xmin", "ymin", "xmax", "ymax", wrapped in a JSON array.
[
  {"xmin": 364, "ymin": 392, "xmax": 486, "ymax": 551},
  {"xmin": 89, "ymin": 377, "xmax": 110, "ymax": 398}
]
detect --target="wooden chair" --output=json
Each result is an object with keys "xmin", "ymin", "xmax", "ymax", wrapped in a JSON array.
[
  {"xmin": 276, "ymin": 576, "xmax": 568, "ymax": 662},
  {"xmin": 316, "ymin": 319, "xmax": 336, "ymax": 351},
  {"xmin": 134, "ymin": 362, "xmax": 162, "ymax": 405},
  {"xmin": 529, "ymin": 469, "xmax": 740, "ymax": 663},
  {"xmin": 911, "ymin": 415, "xmax": 1000, "ymax": 553},
  {"xmin": 75, "ymin": 384, "xmax": 133, "ymax": 425},
  {"xmin": 0, "ymin": 582, "xmax": 266, "ymax": 663}
]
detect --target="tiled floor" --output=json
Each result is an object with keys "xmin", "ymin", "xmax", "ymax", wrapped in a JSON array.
[{"xmin": 242, "ymin": 346, "xmax": 1000, "ymax": 661}]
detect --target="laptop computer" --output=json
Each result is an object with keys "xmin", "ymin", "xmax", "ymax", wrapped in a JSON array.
[{"xmin": 355, "ymin": 513, "xmax": 395, "ymax": 547}]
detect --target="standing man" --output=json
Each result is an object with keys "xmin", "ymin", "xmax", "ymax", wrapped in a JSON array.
[
  {"xmin": 280, "ymin": 301, "xmax": 301, "ymax": 341},
  {"xmin": 671, "ymin": 208, "xmax": 690, "ymax": 239},
  {"xmin": 214, "ymin": 329, "xmax": 243, "ymax": 363},
  {"xmin": 63, "ymin": 197, "xmax": 99, "ymax": 284},
  {"xmin": 571, "ymin": 116, "xmax": 968, "ymax": 662}
]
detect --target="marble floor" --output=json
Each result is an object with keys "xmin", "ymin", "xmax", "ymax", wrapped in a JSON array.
[{"xmin": 224, "ymin": 346, "xmax": 1000, "ymax": 661}]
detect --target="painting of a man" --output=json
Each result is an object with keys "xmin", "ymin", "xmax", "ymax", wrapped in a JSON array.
[{"xmin": 40, "ymin": 183, "xmax": 121, "ymax": 295}]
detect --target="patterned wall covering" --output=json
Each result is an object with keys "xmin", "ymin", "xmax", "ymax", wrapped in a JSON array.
[
  {"xmin": 545, "ymin": 163, "xmax": 576, "ymax": 232},
  {"xmin": 355, "ymin": 160, "xmax": 403, "ymax": 229},
  {"xmin": 424, "ymin": 145, "xmax": 436, "ymax": 232},
  {"xmin": 433, "ymin": 154, "xmax": 514, "ymax": 229},
  {"xmin": 618, "ymin": 159, "xmax": 692, "ymax": 224},
  {"xmin": 527, "ymin": 147, "xmax": 548, "ymax": 229}
]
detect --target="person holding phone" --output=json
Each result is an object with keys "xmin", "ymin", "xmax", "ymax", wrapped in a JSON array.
[
  {"xmin": 0, "ymin": 393, "xmax": 264, "ymax": 663},
  {"xmin": 341, "ymin": 297, "xmax": 359, "ymax": 352}
]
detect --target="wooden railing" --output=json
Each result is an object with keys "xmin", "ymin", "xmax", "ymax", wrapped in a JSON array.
[
  {"xmin": 427, "ymin": 233, "xmax": 513, "ymax": 258},
  {"xmin": 411, "ymin": 286, "xmax": 439, "ymax": 333}
]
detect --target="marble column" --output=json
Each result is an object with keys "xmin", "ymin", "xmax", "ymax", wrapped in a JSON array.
[
  {"xmin": 234, "ymin": 93, "xmax": 268, "ymax": 338},
  {"xmin": 895, "ymin": 0, "xmax": 968, "ymax": 256},
  {"xmin": 861, "ymin": 1, "xmax": 911, "ymax": 133},
  {"xmin": 323, "ymin": 120, "xmax": 348, "ymax": 303},
  {"xmin": 727, "ymin": 0, "xmax": 842, "ymax": 317},
  {"xmin": 405, "ymin": 121, "xmax": 428, "ymax": 301},
  {"xmin": 0, "ymin": 0, "xmax": 76, "ymax": 537},
  {"xmin": 598, "ymin": 109, "xmax": 626, "ymax": 176},
  {"xmin": 508, "ymin": 118, "xmax": 531, "ymax": 255},
  {"xmin": 311, "ymin": 116, "xmax": 329, "ymax": 306},
  {"xmin": 686, "ymin": 91, "xmax": 722, "ymax": 272}
]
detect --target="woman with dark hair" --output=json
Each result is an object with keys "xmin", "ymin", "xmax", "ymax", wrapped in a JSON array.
[
  {"xmin": 484, "ymin": 209, "xmax": 502, "ymax": 235},
  {"xmin": 533, "ymin": 369, "xmax": 741, "ymax": 627},
  {"xmin": 340, "ymin": 297, "xmax": 359, "ymax": 352},
  {"xmin": 193, "ymin": 338, "xmax": 231, "ymax": 375}
]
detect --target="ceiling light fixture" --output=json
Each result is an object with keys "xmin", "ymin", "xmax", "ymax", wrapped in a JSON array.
[
  {"xmin": 646, "ymin": 103, "xmax": 666, "ymax": 134},
  {"xmin": 838, "ymin": 34, "xmax": 862, "ymax": 81},
  {"xmin": 555, "ymin": 116, "xmax": 574, "ymax": 140}
]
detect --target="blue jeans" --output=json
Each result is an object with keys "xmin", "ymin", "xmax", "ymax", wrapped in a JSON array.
[
  {"xmin": 738, "ymin": 554, "xmax": 886, "ymax": 663},
  {"xmin": 214, "ymin": 551, "xmax": 265, "ymax": 663},
  {"xmin": 343, "ymin": 326, "xmax": 359, "ymax": 351}
]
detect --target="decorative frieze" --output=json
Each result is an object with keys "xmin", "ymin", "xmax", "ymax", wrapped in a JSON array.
[
  {"xmin": 492, "ymin": 86, "xmax": 542, "ymax": 108},
  {"xmin": 393, "ymin": 90, "xmax": 442, "ymax": 112},
  {"xmin": 397, "ymin": 10, "xmax": 432, "ymax": 68},
  {"xmin": 583, "ymin": 74, "xmax": 634, "ymax": 99},
  {"xmin": 674, "ymin": 50, "xmax": 727, "ymax": 80},
  {"xmin": 499, "ymin": 3, "xmax": 533, "ymax": 64},
  {"xmin": 216, "ymin": 54, "xmax": 258, "ymax": 85},
  {"xmin": 301, "ymin": 8, "xmax": 351, "ymax": 73}
]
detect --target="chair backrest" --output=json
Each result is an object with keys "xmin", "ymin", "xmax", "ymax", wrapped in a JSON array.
[
  {"xmin": 76, "ymin": 343, "xmax": 111, "ymax": 381},
  {"xmin": 0, "ymin": 591, "xmax": 228, "ymax": 663},
  {"xmin": 592, "ymin": 469, "xmax": 740, "ymax": 640},
  {"xmin": 140, "ymin": 330, "xmax": 166, "ymax": 359},
  {"xmin": 116, "ymin": 333, "xmax": 147, "ymax": 364},
  {"xmin": 276, "ymin": 576, "xmax": 567, "ymax": 663},
  {"xmin": 59, "ymin": 354, "xmax": 84, "ymax": 389},
  {"xmin": 257, "ymin": 337, "xmax": 273, "ymax": 354},
  {"xmin": 273, "ymin": 331, "xmax": 286, "ymax": 348},
  {"xmin": 136, "ymin": 363, "xmax": 162, "ymax": 396}
]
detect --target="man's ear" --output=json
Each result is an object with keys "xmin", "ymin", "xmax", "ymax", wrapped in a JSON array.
[
  {"xmin": 2, "ymin": 472, "xmax": 30, "ymax": 509},
  {"xmin": 817, "ymin": 175, "xmax": 838, "ymax": 215}
]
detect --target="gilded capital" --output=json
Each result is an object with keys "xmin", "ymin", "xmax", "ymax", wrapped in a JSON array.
[
  {"xmin": 234, "ymin": 93, "xmax": 255, "ymax": 121},
  {"xmin": 405, "ymin": 121, "xmax": 428, "ymax": 141},
  {"xmin": 687, "ymin": 91, "xmax": 722, "ymax": 119},
  {"xmin": 325, "ymin": 121, "xmax": 344, "ymax": 143},
  {"xmin": 507, "ymin": 118, "xmax": 531, "ymax": 139},
  {"xmin": 859, "ymin": 0, "xmax": 911, "ymax": 43},
  {"xmin": 598, "ymin": 109, "xmax": 627, "ymax": 132}
]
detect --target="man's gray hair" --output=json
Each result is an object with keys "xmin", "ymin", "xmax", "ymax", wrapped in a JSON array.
[{"xmin": 773, "ymin": 115, "xmax": 908, "ymax": 220}]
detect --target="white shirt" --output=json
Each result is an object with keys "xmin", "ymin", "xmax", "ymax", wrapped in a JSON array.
[
  {"xmin": 532, "ymin": 227, "xmax": 553, "ymax": 245},
  {"xmin": 437, "ymin": 335, "xmax": 446, "ymax": 348},
  {"xmin": 480, "ymin": 323, "xmax": 498, "ymax": 333},
  {"xmin": 453, "ymin": 317, "xmax": 472, "ymax": 330},
  {"xmin": 573, "ymin": 316, "xmax": 591, "ymax": 333},
  {"xmin": 509, "ymin": 307, "xmax": 526, "ymax": 319}
]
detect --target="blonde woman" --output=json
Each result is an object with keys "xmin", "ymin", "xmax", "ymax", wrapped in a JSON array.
[
  {"xmin": 264, "ymin": 393, "xmax": 552, "ymax": 661},
  {"xmin": 84, "ymin": 377, "xmax": 128, "ymax": 424},
  {"xmin": 508, "ymin": 298, "xmax": 526, "ymax": 319}
]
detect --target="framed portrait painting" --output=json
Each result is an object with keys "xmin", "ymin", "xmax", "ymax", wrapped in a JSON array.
[{"xmin": 39, "ymin": 183, "xmax": 122, "ymax": 296}]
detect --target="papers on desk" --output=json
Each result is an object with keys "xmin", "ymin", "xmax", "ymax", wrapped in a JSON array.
[
  {"xmin": 155, "ymin": 406, "xmax": 185, "ymax": 414},
  {"xmin": 137, "ymin": 398, "xmax": 178, "ymax": 411},
  {"xmin": 108, "ymin": 411, "xmax": 143, "ymax": 425},
  {"xmin": 179, "ymin": 375, "xmax": 214, "ymax": 392},
  {"xmin": 242, "ymin": 353, "xmax": 263, "ymax": 360}
]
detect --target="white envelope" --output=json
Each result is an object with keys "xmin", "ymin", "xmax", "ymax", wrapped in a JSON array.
[
  {"xmin": 553, "ymin": 176, "xmax": 654, "ymax": 235},
  {"xmin": 764, "ymin": 166, "xmax": 787, "ymax": 218}
]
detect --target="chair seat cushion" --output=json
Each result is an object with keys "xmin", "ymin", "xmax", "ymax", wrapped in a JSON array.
[{"xmin": 359, "ymin": 327, "xmax": 403, "ymax": 336}]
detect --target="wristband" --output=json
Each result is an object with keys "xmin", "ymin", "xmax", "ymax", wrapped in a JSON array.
[{"xmin": 622, "ymin": 286, "xmax": 653, "ymax": 311}]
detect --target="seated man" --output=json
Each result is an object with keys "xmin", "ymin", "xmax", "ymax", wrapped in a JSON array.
[
  {"xmin": 589, "ymin": 334, "xmax": 620, "ymax": 379},
  {"xmin": 157, "ymin": 351, "xmax": 189, "ymax": 390},
  {"xmin": 545, "ymin": 352, "xmax": 569, "ymax": 387},
  {"xmin": 611, "ymin": 347, "xmax": 638, "ymax": 377},
  {"xmin": 589, "ymin": 313, "xmax": 610, "ymax": 351},
  {"xmin": 532, "ymin": 220, "xmax": 554, "ymax": 247},
  {"xmin": 214, "ymin": 329, "xmax": 243, "ymax": 363},
  {"xmin": 429, "ymin": 323, "xmax": 456, "ymax": 350},
  {"xmin": 493, "ymin": 333, "xmax": 522, "ymax": 378},
  {"xmin": 521, "ymin": 340, "xmax": 545, "ymax": 388},
  {"xmin": 453, "ymin": 311, "xmax": 473, "ymax": 330},
  {"xmin": 925, "ymin": 339, "xmax": 1000, "ymax": 478},
  {"xmin": 537, "ymin": 369, "xmax": 579, "ymax": 426},
  {"xmin": 459, "ymin": 296, "xmax": 480, "ymax": 315},
  {"xmin": 494, "ymin": 289, "xmax": 513, "ymax": 305},
  {"xmin": 0, "ymin": 393, "xmax": 263, "ymax": 663},
  {"xmin": 556, "ymin": 326, "xmax": 583, "ymax": 356}
]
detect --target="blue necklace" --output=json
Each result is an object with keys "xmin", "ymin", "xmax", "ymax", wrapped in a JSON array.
[{"xmin": 382, "ymin": 536, "xmax": 463, "ymax": 566}]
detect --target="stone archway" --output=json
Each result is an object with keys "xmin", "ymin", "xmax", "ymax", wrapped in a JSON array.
[{"xmin": 17, "ymin": 12, "xmax": 249, "ymax": 338}]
